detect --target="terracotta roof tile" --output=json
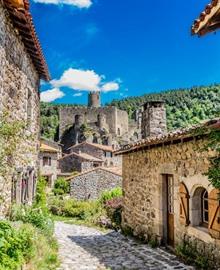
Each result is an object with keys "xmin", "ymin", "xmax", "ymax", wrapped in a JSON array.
[
  {"xmin": 192, "ymin": 0, "xmax": 220, "ymax": 36},
  {"xmin": 116, "ymin": 118, "xmax": 220, "ymax": 155},
  {"xmin": 59, "ymin": 151, "xmax": 103, "ymax": 162},
  {"xmin": 40, "ymin": 143, "xmax": 59, "ymax": 153},
  {"xmin": 68, "ymin": 142, "xmax": 114, "ymax": 152},
  {"xmin": 3, "ymin": 0, "xmax": 50, "ymax": 80},
  {"xmin": 65, "ymin": 166, "xmax": 122, "ymax": 181}
]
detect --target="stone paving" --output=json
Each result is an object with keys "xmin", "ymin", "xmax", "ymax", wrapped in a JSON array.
[{"xmin": 55, "ymin": 222, "xmax": 194, "ymax": 270}]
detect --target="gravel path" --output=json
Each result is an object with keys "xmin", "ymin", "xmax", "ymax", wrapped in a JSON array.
[{"xmin": 55, "ymin": 221, "xmax": 194, "ymax": 270}]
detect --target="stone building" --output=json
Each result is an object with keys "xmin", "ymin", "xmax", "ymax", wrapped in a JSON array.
[
  {"xmin": 117, "ymin": 101, "xmax": 220, "ymax": 268},
  {"xmin": 69, "ymin": 167, "xmax": 122, "ymax": 200},
  {"xmin": 39, "ymin": 139, "xmax": 61, "ymax": 187},
  {"xmin": 0, "ymin": 0, "xmax": 49, "ymax": 215},
  {"xmin": 59, "ymin": 151, "xmax": 104, "ymax": 174},
  {"xmin": 59, "ymin": 141, "xmax": 121, "ymax": 174},
  {"xmin": 59, "ymin": 92, "xmax": 129, "ymax": 151}
]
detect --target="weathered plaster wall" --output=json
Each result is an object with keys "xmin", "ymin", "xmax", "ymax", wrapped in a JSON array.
[
  {"xmin": 39, "ymin": 152, "xmax": 58, "ymax": 187},
  {"xmin": 122, "ymin": 137, "xmax": 220, "ymax": 267},
  {"xmin": 0, "ymin": 4, "xmax": 40, "ymax": 215},
  {"xmin": 70, "ymin": 168, "xmax": 122, "ymax": 200}
]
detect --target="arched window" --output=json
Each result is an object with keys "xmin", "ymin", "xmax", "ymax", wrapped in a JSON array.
[
  {"xmin": 191, "ymin": 187, "xmax": 209, "ymax": 227},
  {"xmin": 202, "ymin": 190, "xmax": 209, "ymax": 226}
]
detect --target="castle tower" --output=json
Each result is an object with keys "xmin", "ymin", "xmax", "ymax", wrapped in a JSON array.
[
  {"xmin": 97, "ymin": 113, "xmax": 106, "ymax": 129},
  {"xmin": 141, "ymin": 101, "xmax": 167, "ymax": 139},
  {"xmin": 88, "ymin": 91, "xmax": 100, "ymax": 108}
]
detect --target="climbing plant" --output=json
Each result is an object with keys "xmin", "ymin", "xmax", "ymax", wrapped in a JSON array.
[{"xmin": 205, "ymin": 129, "xmax": 220, "ymax": 190}]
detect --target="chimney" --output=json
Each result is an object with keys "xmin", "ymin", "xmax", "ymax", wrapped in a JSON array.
[{"xmin": 141, "ymin": 101, "xmax": 167, "ymax": 139}]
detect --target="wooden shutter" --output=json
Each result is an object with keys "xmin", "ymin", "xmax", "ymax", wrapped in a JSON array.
[
  {"xmin": 179, "ymin": 182, "xmax": 190, "ymax": 226},
  {"xmin": 208, "ymin": 189, "xmax": 220, "ymax": 239}
]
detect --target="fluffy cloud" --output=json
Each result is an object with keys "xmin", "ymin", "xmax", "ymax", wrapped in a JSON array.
[
  {"xmin": 51, "ymin": 68, "xmax": 120, "ymax": 93},
  {"xmin": 33, "ymin": 0, "xmax": 92, "ymax": 8},
  {"xmin": 52, "ymin": 69, "xmax": 101, "ymax": 91},
  {"xmin": 102, "ymin": 82, "xmax": 119, "ymax": 92},
  {"xmin": 40, "ymin": 88, "xmax": 65, "ymax": 102}
]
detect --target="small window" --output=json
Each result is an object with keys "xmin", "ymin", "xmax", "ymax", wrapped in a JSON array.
[
  {"xmin": 93, "ymin": 163, "xmax": 99, "ymax": 168},
  {"xmin": 43, "ymin": 157, "xmax": 51, "ymax": 166},
  {"xmin": 202, "ymin": 190, "xmax": 209, "ymax": 226},
  {"xmin": 105, "ymin": 151, "xmax": 112, "ymax": 158},
  {"xmin": 27, "ymin": 90, "xmax": 32, "ymax": 121}
]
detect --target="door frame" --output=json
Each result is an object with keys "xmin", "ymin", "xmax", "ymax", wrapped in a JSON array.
[{"xmin": 161, "ymin": 174, "xmax": 175, "ymax": 247}]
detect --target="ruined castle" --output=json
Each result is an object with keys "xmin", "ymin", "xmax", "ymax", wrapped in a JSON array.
[{"xmin": 59, "ymin": 92, "xmax": 130, "ymax": 151}]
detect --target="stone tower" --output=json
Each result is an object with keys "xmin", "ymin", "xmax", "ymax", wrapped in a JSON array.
[
  {"xmin": 141, "ymin": 101, "xmax": 167, "ymax": 139},
  {"xmin": 88, "ymin": 91, "xmax": 100, "ymax": 108}
]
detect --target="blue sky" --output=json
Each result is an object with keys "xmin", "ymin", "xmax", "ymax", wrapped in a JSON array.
[{"xmin": 31, "ymin": 0, "xmax": 220, "ymax": 105}]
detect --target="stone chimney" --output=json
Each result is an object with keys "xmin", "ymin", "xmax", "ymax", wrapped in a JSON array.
[
  {"xmin": 141, "ymin": 101, "xmax": 167, "ymax": 139},
  {"xmin": 88, "ymin": 91, "xmax": 100, "ymax": 108}
]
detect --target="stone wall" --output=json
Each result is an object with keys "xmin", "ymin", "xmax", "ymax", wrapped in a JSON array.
[
  {"xmin": 59, "ymin": 106, "xmax": 129, "ymax": 140},
  {"xmin": 59, "ymin": 154, "xmax": 102, "ymax": 173},
  {"xmin": 70, "ymin": 168, "xmax": 122, "ymax": 200},
  {"xmin": 0, "ymin": 3, "xmax": 40, "ymax": 215},
  {"xmin": 122, "ymin": 137, "xmax": 220, "ymax": 266}
]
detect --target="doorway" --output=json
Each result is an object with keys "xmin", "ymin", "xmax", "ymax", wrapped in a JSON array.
[{"xmin": 163, "ymin": 174, "xmax": 175, "ymax": 247}]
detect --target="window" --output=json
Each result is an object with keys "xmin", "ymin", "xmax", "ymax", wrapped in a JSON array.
[
  {"xmin": 202, "ymin": 190, "xmax": 209, "ymax": 226},
  {"xmin": 105, "ymin": 151, "xmax": 112, "ymax": 158},
  {"xmin": 191, "ymin": 187, "xmax": 209, "ymax": 227},
  {"xmin": 43, "ymin": 157, "xmax": 51, "ymax": 166},
  {"xmin": 27, "ymin": 90, "xmax": 32, "ymax": 122}
]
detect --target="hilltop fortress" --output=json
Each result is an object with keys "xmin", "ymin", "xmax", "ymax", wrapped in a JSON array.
[{"xmin": 59, "ymin": 92, "xmax": 131, "ymax": 151}]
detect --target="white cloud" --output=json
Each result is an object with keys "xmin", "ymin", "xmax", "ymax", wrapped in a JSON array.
[
  {"xmin": 101, "ymin": 82, "xmax": 119, "ymax": 92},
  {"xmin": 51, "ymin": 68, "xmax": 121, "ymax": 93},
  {"xmin": 52, "ymin": 68, "xmax": 101, "ymax": 91},
  {"xmin": 73, "ymin": 92, "xmax": 83, "ymax": 97},
  {"xmin": 33, "ymin": 0, "xmax": 92, "ymax": 8},
  {"xmin": 40, "ymin": 88, "xmax": 65, "ymax": 102}
]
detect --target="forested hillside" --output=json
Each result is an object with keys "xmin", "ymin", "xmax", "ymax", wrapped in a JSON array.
[{"xmin": 41, "ymin": 85, "xmax": 220, "ymax": 140}]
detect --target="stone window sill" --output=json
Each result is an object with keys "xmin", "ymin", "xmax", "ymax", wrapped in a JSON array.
[{"xmin": 187, "ymin": 226, "xmax": 214, "ymax": 244}]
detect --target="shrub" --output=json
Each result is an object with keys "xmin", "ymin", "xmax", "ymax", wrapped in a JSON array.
[
  {"xmin": 34, "ymin": 176, "xmax": 47, "ymax": 209},
  {"xmin": 52, "ymin": 178, "xmax": 70, "ymax": 196},
  {"xmin": 105, "ymin": 197, "xmax": 123, "ymax": 230},
  {"xmin": 99, "ymin": 187, "xmax": 122, "ymax": 205},
  {"xmin": 49, "ymin": 197, "xmax": 100, "ymax": 221},
  {"xmin": 176, "ymin": 241, "xmax": 210, "ymax": 269},
  {"xmin": 10, "ymin": 205, "xmax": 54, "ymax": 237}
]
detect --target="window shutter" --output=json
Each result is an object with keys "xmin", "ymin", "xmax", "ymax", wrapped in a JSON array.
[
  {"xmin": 179, "ymin": 182, "xmax": 190, "ymax": 226},
  {"xmin": 208, "ymin": 189, "xmax": 220, "ymax": 239}
]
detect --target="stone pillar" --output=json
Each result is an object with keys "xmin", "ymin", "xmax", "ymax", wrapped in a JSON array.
[
  {"xmin": 141, "ymin": 101, "xmax": 167, "ymax": 138},
  {"xmin": 88, "ymin": 91, "xmax": 100, "ymax": 108}
]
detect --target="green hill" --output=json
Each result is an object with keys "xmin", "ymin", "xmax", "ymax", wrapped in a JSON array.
[{"xmin": 40, "ymin": 85, "xmax": 220, "ymax": 140}]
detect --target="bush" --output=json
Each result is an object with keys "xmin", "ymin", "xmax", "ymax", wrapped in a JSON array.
[
  {"xmin": 49, "ymin": 197, "xmax": 100, "ymax": 221},
  {"xmin": 10, "ymin": 205, "xmax": 54, "ymax": 237},
  {"xmin": 34, "ymin": 176, "xmax": 47, "ymax": 209},
  {"xmin": 52, "ymin": 178, "xmax": 70, "ymax": 196},
  {"xmin": 105, "ymin": 197, "xmax": 123, "ymax": 230},
  {"xmin": 99, "ymin": 187, "xmax": 122, "ymax": 204}
]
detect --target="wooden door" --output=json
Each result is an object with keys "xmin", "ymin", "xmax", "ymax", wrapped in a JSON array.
[{"xmin": 167, "ymin": 175, "xmax": 174, "ymax": 246}]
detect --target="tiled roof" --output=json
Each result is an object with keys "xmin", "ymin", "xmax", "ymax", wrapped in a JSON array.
[
  {"xmin": 116, "ymin": 118, "xmax": 220, "ymax": 155},
  {"xmin": 65, "ymin": 166, "xmax": 122, "ymax": 181},
  {"xmin": 68, "ymin": 142, "xmax": 114, "ymax": 152},
  {"xmin": 40, "ymin": 143, "xmax": 59, "ymax": 153},
  {"xmin": 3, "ymin": 0, "xmax": 50, "ymax": 80},
  {"xmin": 192, "ymin": 0, "xmax": 220, "ymax": 36},
  {"xmin": 59, "ymin": 151, "xmax": 103, "ymax": 162}
]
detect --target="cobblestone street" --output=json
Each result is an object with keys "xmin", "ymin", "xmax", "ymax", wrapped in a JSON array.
[{"xmin": 55, "ymin": 222, "xmax": 194, "ymax": 270}]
